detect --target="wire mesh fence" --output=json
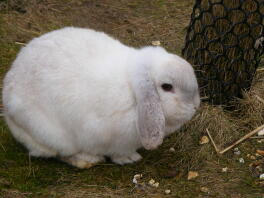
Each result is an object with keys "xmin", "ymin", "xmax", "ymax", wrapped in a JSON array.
[{"xmin": 182, "ymin": 0, "xmax": 264, "ymax": 105}]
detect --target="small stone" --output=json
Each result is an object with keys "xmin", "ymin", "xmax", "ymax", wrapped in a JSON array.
[
  {"xmin": 134, "ymin": 174, "xmax": 142, "ymax": 179},
  {"xmin": 260, "ymin": 173, "xmax": 264, "ymax": 180},
  {"xmin": 199, "ymin": 136, "xmax": 209, "ymax": 145},
  {"xmin": 187, "ymin": 171, "xmax": 199, "ymax": 180},
  {"xmin": 247, "ymin": 154, "xmax": 256, "ymax": 160},
  {"xmin": 234, "ymin": 148, "xmax": 241, "ymax": 155},
  {"xmin": 148, "ymin": 179, "xmax": 155, "ymax": 185},
  {"xmin": 258, "ymin": 128, "xmax": 264, "ymax": 136},
  {"xmin": 151, "ymin": 40, "xmax": 161, "ymax": 46},
  {"xmin": 133, "ymin": 174, "xmax": 142, "ymax": 184},
  {"xmin": 165, "ymin": 189, "xmax": 171, "ymax": 194},
  {"xmin": 250, "ymin": 155, "xmax": 256, "ymax": 160},
  {"xmin": 200, "ymin": 187, "xmax": 209, "ymax": 193},
  {"xmin": 169, "ymin": 147, "xmax": 176, "ymax": 152},
  {"xmin": 148, "ymin": 179, "xmax": 159, "ymax": 188},
  {"xmin": 153, "ymin": 182, "xmax": 159, "ymax": 188},
  {"xmin": 222, "ymin": 167, "xmax": 228, "ymax": 172},
  {"xmin": 132, "ymin": 177, "xmax": 138, "ymax": 184},
  {"xmin": 238, "ymin": 158, "xmax": 245, "ymax": 163}
]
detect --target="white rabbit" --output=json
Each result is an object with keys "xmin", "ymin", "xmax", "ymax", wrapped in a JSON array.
[{"xmin": 2, "ymin": 27, "xmax": 200, "ymax": 168}]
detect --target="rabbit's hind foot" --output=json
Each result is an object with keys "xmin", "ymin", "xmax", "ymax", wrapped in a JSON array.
[
  {"xmin": 60, "ymin": 153, "xmax": 105, "ymax": 169},
  {"xmin": 111, "ymin": 152, "xmax": 142, "ymax": 165}
]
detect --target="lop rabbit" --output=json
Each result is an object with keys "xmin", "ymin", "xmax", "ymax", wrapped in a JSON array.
[{"xmin": 2, "ymin": 27, "xmax": 200, "ymax": 168}]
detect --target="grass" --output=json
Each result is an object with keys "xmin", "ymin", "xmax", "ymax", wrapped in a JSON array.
[{"xmin": 0, "ymin": 0, "xmax": 264, "ymax": 197}]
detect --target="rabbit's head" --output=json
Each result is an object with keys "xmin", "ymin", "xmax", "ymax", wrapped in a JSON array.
[{"xmin": 129, "ymin": 47, "xmax": 200, "ymax": 150}]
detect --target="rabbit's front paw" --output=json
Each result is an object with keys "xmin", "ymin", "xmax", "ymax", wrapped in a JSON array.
[
  {"xmin": 111, "ymin": 152, "xmax": 142, "ymax": 165},
  {"xmin": 60, "ymin": 153, "xmax": 105, "ymax": 169}
]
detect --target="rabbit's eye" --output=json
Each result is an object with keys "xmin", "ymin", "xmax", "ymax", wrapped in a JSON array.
[{"xmin": 161, "ymin": 83, "xmax": 173, "ymax": 92}]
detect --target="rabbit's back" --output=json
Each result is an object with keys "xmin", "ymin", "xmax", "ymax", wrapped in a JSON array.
[{"xmin": 3, "ymin": 27, "xmax": 136, "ymax": 138}]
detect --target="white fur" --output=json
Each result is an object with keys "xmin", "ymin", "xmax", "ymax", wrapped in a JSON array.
[{"xmin": 2, "ymin": 27, "xmax": 200, "ymax": 166}]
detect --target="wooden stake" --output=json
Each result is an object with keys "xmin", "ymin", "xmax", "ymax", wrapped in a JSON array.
[
  {"xmin": 206, "ymin": 128, "xmax": 219, "ymax": 153},
  {"xmin": 219, "ymin": 124, "xmax": 264, "ymax": 154}
]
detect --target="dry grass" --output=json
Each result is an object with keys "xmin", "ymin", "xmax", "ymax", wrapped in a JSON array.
[{"xmin": 0, "ymin": 0, "xmax": 264, "ymax": 197}]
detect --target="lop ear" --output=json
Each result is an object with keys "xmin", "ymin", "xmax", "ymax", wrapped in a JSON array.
[{"xmin": 129, "ymin": 64, "xmax": 165, "ymax": 150}]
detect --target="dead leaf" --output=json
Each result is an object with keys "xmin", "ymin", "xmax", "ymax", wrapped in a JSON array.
[
  {"xmin": 199, "ymin": 136, "xmax": 209, "ymax": 145},
  {"xmin": 256, "ymin": 150, "xmax": 264, "ymax": 156},
  {"xmin": 187, "ymin": 171, "xmax": 199, "ymax": 180},
  {"xmin": 200, "ymin": 187, "xmax": 209, "ymax": 193},
  {"xmin": 151, "ymin": 40, "xmax": 161, "ymax": 46}
]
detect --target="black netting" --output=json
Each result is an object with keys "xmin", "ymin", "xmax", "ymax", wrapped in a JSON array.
[{"xmin": 182, "ymin": 0, "xmax": 264, "ymax": 105}]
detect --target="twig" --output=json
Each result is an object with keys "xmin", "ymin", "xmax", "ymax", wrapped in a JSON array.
[
  {"xmin": 250, "ymin": 136, "xmax": 264, "ymax": 139},
  {"xmin": 206, "ymin": 128, "xmax": 219, "ymax": 153},
  {"xmin": 15, "ymin": 41, "xmax": 26, "ymax": 46},
  {"xmin": 219, "ymin": 124, "xmax": 264, "ymax": 154}
]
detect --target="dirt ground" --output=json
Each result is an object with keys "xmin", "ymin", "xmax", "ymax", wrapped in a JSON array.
[{"xmin": 0, "ymin": 0, "xmax": 264, "ymax": 197}]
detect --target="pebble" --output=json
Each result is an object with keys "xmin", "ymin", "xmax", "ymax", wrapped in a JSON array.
[
  {"xmin": 153, "ymin": 182, "xmax": 159, "ymax": 188},
  {"xmin": 165, "ymin": 189, "xmax": 171, "ymax": 194},
  {"xmin": 260, "ymin": 173, "xmax": 264, "ymax": 180},
  {"xmin": 238, "ymin": 158, "xmax": 245, "ymax": 163},
  {"xmin": 247, "ymin": 154, "xmax": 256, "ymax": 160},
  {"xmin": 148, "ymin": 179, "xmax": 155, "ymax": 185},
  {"xmin": 250, "ymin": 155, "xmax": 256, "ymax": 160},
  {"xmin": 148, "ymin": 179, "xmax": 159, "ymax": 188},
  {"xmin": 169, "ymin": 147, "xmax": 176, "ymax": 152},
  {"xmin": 234, "ymin": 148, "xmax": 241, "ymax": 155},
  {"xmin": 134, "ymin": 174, "xmax": 142, "ymax": 179},
  {"xmin": 222, "ymin": 167, "xmax": 228, "ymax": 172},
  {"xmin": 132, "ymin": 178, "xmax": 137, "ymax": 184},
  {"xmin": 132, "ymin": 174, "xmax": 142, "ymax": 184}
]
